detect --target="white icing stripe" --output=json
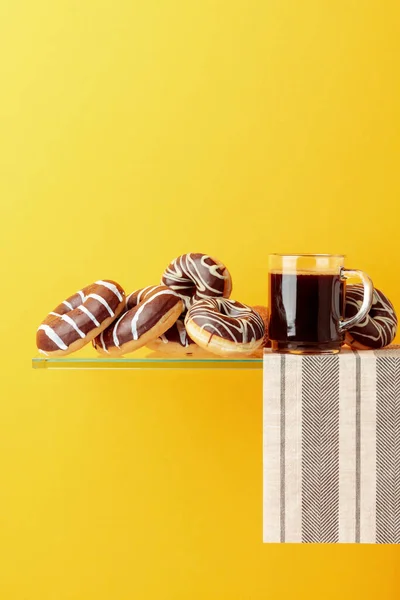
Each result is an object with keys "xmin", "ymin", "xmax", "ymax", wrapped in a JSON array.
[
  {"xmin": 131, "ymin": 289, "xmax": 179, "ymax": 341},
  {"xmin": 49, "ymin": 312, "xmax": 61, "ymax": 317},
  {"xmin": 137, "ymin": 286, "xmax": 158, "ymax": 304},
  {"xmin": 38, "ymin": 324, "xmax": 68, "ymax": 350},
  {"xmin": 86, "ymin": 294, "xmax": 114, "ymax": 317},
  {"xmin": 77, "ymin": 290, "xmax": 85, "ymax": 302},
  {"xmin": 199, "ymin": 322, "xmax": 232, "ymax": 341},
  {"xmin": 61, "ymin": 314, "xmax": 86, "ymax": 338},
  {"xmin": 112, "ymin": 311, "xmax": 128, "ymax": 348},
  {"xmin": 199, "ymin": 317, "xmax": 237, "ymax": 341},
  {"xmin": 63, "ymin": 300, "xmax": 73, "ymax": 310},
  {"xmin": 95, "ymin": 280, "xmax": 123, "ymax": 302},
  {"xmin": 206, "ymin": 257, "xmax": 227, "ymax": 280},
  {"xmin": 99, "ymin": 331, "xmax": 109, "ymax": 353},
  {"xmin": 78, "ymin": 305, "xmax": 100, "ymax": 327},
  {"xmin": 126, "ymin": 286, "xmax": 159, "ymax": 309}
]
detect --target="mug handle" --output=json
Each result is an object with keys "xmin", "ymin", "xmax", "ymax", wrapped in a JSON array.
[{"xmin": 339, "ymin": 268, "xmax": 374, "ymax": 332}]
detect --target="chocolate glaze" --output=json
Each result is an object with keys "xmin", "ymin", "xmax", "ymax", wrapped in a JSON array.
[
  {"xmin": 36, "ymin": 332, "xmax": 59, "ymax": 353},
  {"xmin": 159, "ymin": 317, "xmax": 195, "ymax": 347},
  {"xmin": 37, "ymin": 280, "xmax": 125, "ymax": 353},
  {"xmin": 52, "ymin": 293, "xmax": 83, "ymax": 314},
  {"xmin": 162, "ymin": 253, "xmax": 231, "ymax": 309},
  {"xmin": 94, "ymin": 285, "xmax": 183, "ymax": 351},
  {"xmin": 126, "ymin": 285, "xmax": 160, "ymax": 311},
  {"xmin": 185, "ymin": 298, "xmax": 265, "ymax": 343},
  {"xmin": 345, "ymin": 284, "xmax": 397, "ymax": 349}
]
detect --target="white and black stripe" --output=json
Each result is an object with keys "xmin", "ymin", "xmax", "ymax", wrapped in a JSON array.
[
  {"xmin": 375, "ymin": 353, "xmax": 400, "ymax": 544},
  {"xmin": 263, "ymin": 347, "xmax": 400, "ymax": 544},
  {"xmin": 301, "ymin": 355, "xmax": 340, "ymax": 543}
]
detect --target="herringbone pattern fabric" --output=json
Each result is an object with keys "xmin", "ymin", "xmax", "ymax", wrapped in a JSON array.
[
  {"xmin": 376, "ymin": 356, "xmax": 400, "ymax": 544},
  {"xmin": 263, "ymin": 348, "xmax": 400, "ymax": 544},
  {"xmin": 302, "ymin": 356, "xmax": 340, "ymax": 543}
]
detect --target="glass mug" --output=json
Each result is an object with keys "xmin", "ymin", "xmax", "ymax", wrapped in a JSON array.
[{"xmin": 268, "ymin": 254, "xmax": 373, "ymax": 354}]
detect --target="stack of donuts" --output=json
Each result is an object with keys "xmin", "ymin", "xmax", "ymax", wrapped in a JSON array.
[
  {"xmin": 36, "ymin": 253, "xmax": 268, "ymax": 358},
  {"xmin": 36, "ymin": 252, "xmax": 398, "ymax": 358}
]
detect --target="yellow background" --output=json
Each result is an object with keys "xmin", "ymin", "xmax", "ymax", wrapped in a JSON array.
[{"xmin": 1, "ymin": 1, "xmax": 399, "ymax": 598}]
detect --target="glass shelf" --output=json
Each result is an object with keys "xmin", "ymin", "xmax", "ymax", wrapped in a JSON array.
[{"xmin": 32, "ymin": 347, "xmax": 263, "ymax": 370}]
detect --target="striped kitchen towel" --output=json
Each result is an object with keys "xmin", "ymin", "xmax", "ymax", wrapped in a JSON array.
[{"xmin": 263, "ymin": 346, "xmax": 400, "ymax": 544}]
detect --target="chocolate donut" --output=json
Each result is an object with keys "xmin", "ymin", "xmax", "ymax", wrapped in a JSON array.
[
  {"xmin": 185, "ymin": 297, "xmax": 265, "ymax": 357},
  {"xmin": 161, "ymin": 253, "xmax": 232, "ymax": 310},
  {"xmin": 93, "ymin": 285, "xmax": 183, "ymax": 356},
  {"xmin": 127, "ymin": 288, "xmax": 202, "ymax": 355},
  {"xmin": 345, "ymin": 284, "xmax": 397, "ymax": 349},
  {"xmin": 146, "ymin": 317, "xmax": 206, "ymax": 356},
  {"xmin": 37, "ymin": 280, "xmax": 126, "ymax": 357}
]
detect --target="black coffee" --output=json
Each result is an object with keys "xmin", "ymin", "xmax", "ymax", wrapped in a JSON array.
[{"xmin": 269, "ymin": 272, "xmax": 345, "ymax": 352}]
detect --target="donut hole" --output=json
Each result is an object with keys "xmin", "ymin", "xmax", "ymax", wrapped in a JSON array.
[{"xmin": 214, "ymin": 298, "xmax": 247, "ymax": 318}]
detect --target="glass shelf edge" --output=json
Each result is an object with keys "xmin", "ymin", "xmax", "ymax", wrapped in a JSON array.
[{"xmin": 32, "ymin": 357, "xmax": 263, "ymax": 370}]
